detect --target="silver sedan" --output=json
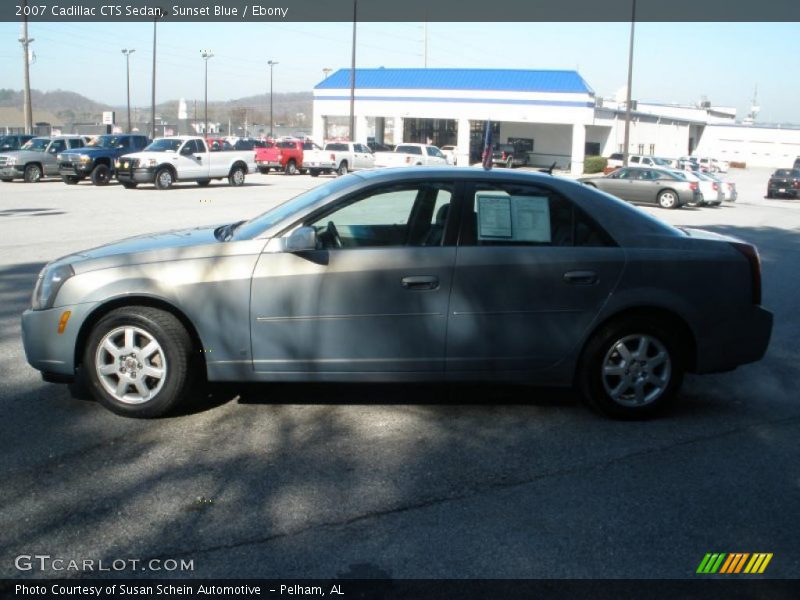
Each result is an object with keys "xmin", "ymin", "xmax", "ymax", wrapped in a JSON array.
[
  {"xmin": 579, "ymin": 166, "xmax": 702, "ymax": 208},
  {"xmin": 22, "ymin": 168, "xmax": 772, "ymax": 419}
]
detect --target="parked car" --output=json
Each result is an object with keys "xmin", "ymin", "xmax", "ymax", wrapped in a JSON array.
[
  {"xmin": 57, "ymin": 134, "xmax": 151, "ymax": 185},
  {"xmin": 606, "ymin": 153, "xmax": 625, "ymax": 168},
  {"xmin": 579, "ymin": 166, "xmax": 701, "ymax": 209},
  {"xmin": 766, "ymin": 169, "xmax": 800, "ymax": 199},
  {"xmin": 373, "ymin": 143, "xmax": 448, "ymax": 167},
  {"xmin": 367, "ymin": 141, "xmax": 394, "ymax": 153},
  {"xmin": 207, "ymin": 137, "xmax": 234, "ymax": 152},
  {"xmin": 307, "ymin": 141, "xmax": 375, "ymax": 176},
  {"xmin": 701, "ymin": 172, "xmax": 737, "ymax": 202},
  {"xmin": 680, "ymin": 170, "xmax": 723, "ymax": 206},
  {"xmin": 696, "ymin": 157, "xmax": 729, "ymax": 173},
  {"xmin": 0, "ymin": 135, "xmax": 86, "ymax": 183},
  {"xmin": 0, "ymin": 134, "xmax": 35, "ymax": 152},
  {"xmin": 792, "ymin": 157, "xmax": 800, "ymax": 170},
  {"xmin": 233, "ymin": 138, "xmax": 267, "ymax": 151},
  {"xmin": 628, "ymin": 155, "xmax": 675, "ymax": 168},
  {"xmin": 678, "ymin": 157, "xmax": 704, "ymax": 172},
  {"xmin": 440, "ymin": 145, "xmax": 457, "ymax": 165},
  {"xmin": 114, "ymin": 136, "xmax": 257, "ymax": 189},
  {"xmin": 492, "ymin": 142, "xmax": 529, "ymax": 168},
  {"xmin": 22, "ymin": 167, "xmax": 772, "ymax": 420},
  {"xmin": 256, "ymin": 139, "xmax": 309, "ymax": 175}
]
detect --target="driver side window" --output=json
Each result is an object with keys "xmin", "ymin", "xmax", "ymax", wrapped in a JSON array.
[{"xmin": 307, "ymin": 183, "xmax": 453, "ymax": 249}]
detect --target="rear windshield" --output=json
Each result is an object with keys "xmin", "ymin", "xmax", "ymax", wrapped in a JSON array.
[
  {"xmin": 326, "ymin": 143, "xmax": 348, "ymax": 152},
  {"xmin": 773, "ymin": 169, "xmax": 798, "ymax": 177},
  {"xmin": 395, "ymin": 145, "xmax": 422, "ymax": 155}
]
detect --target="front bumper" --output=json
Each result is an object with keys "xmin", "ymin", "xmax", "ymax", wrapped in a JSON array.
[
  {"xmin": 116, "ymin": 167, "xmax": 156, "ymax": 184},
  {"xmin": 58, "ymin": 162, "xmax": 93, "ymax": 177},
  {"xmin": 694, "ymin": 305, "xmax": 773, "ymax": 373},
  {"xmin": 0, "ymin": 166, "xmax": 23, "ymax": 179},
  {"xmin": 21, "ymin": 302, "xmax": 98, "ymax": 379}
]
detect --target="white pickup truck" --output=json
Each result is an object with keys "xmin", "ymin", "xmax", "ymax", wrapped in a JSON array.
[
  {"xmin": 115, "ymin": 136, "xmax": 257, "ymax": 190},
  {"xmin": 302, "ymin": 141, "xmax": 375, "ymax": 177},
  {"xmin": 373, "ymin": 143, "xmax": 449, "ymax": 168}
]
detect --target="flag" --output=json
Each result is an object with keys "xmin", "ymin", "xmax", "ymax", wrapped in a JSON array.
[{"xmin": 481, "ymin": 120, "xmax": 493, "ymax": 170}]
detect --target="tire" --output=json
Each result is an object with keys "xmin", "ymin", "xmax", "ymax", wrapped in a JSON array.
[
  {"xmin": 300, "ymin": 169, "xmax": 307, "ymax": 175},
  {"xmin": 285, "ymin": 160, "xmax": 297, "ymax": 175},
  {"xmin": 506, "ymin": 157, "xmax": 513, "ymax": 169},
  {"xmin": 337, "ymin": 161, "xmax": 349, "ymax": 176},
  {"xmin": 154, "ymin": 167, "xmax": 174, "ymax": 190},
  {"xmin": 309, "ymin": 169, "xmax": 320, "ymax": 177},
  {"xmin": 657, "ymin": 189, "xmax": 679, "ymax": 209},
  {"xmin": 1, "ymin": 178, "xmax": 13, "ymax": 183},
  {"xmin": 258, "ymin": 167, "xmax": 269, "ymax": 174},
  {"xmin": 766, "ymin": 190, "xmax": 773, "ymax": 199},
  {"xmin": 577, "ymin": 315, "xmax": 685, "ymax": 419},
  {"xmin": 228, "ymin": 165, "xmax": 246, "ymax": 186},
  {"xmin": 197, "ymin": 179, "xmax": 211, "ymax": 187},
  {"xmin": 23, "ymin": 163, "xmax": 42, "ymax": 183},
  {"xmin": 122, "ymin": 182, "xmax": 138, "ymax": 189},
  {"xmin": 91, "ymin": 164, "xmax": 111, "ymax": 186},
  {"xmin": 83, "ymin": 307, "xmax": 196, "ymax": 418},
  {"xmin": 62, "ymin": 176, "xmax": 79, "ymax": 185}
]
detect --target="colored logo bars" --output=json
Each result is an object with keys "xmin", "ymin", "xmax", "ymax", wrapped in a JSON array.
[{"xmin": 696, "ymin": 553, "xmax": 773, "ymax": 574}]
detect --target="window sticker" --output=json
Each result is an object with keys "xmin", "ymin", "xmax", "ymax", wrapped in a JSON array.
[
  {"xmin": 477, "ymin": 192, "xmax": 512, "ymax": 239},
  {"xmin": 511, "ymin": 195, "xmax": 551, "ymax": 242}
]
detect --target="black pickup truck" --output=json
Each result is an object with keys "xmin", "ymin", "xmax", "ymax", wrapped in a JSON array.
[
  {"xmin": 766, "ymin": 168, "xmax": 800, "ymax": 199},
  {"xmin": 58, "ymin": 134, "xmax": 150, "ymax": 185},
  {"xmin": 491, "ymin": 141, "xmax": 529, "ymax": 168}
]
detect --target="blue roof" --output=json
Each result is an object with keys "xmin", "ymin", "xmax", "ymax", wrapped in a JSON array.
[{"xmin": 315, "ymin": 69, "xmax": 593, "ymax": 94}]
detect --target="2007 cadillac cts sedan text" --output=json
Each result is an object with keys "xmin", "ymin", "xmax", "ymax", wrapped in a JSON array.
[{"xmin": 22, "ymin": 167, "xmax": 773, "ymax": 419}]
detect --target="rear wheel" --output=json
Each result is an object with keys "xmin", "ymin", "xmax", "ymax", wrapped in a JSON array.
[
  {"xmin": 154, "ymin": 168, "xmax": 174, "ymax": 190},
  {"xmin": 62, "ymin": 176, "xmax": 80, "ymax": 185},
  {"xmin": 577, "ymin": 315, "xmax": 685, "ymax": 419},
  {"xmin": 197, "ymin": 179, "xmax": 211, "ymax": 187},
  {"xmin": 91, "ymin": 164, "xmax": 111, "ymax": 186},
  {"xmin": 83, "ymin": 307, "xmax": 196, "ymax": 418},
  {"xmin": 228, "ymin": 165, "xmax": 246, "ymax": 186},
  {"xmin": 309, "ymin": 169, "xmax": 320, "ymax": 177},
  {"xmin": 1, "ymin": 178, "xmax": 13, "ymax": 183},
  {"xmin": 122, "ymin": 182, "xmax": 138, "ymax": 189},
  {"xmin": 258, "ymin": 167, "xmax": 269, "ymax": 174},
  {"xmin": 23, "ymin": 164, "xmax": 42, "ymax": 183},
  {"xmin": 657, "ymin": 189, "xmax": 679, "ymax": 209},
  {"xmin": 337, "ymin": 161, "xmax": 349, "ymax": 176},
  {"xmin": 285, "ymin": 160, "xmax": 297, "ymax": 175}
]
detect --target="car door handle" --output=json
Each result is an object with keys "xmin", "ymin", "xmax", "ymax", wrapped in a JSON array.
[
  {"xmin": 401, "ymin": 276, "xmax": 439, "ymax": 290},
  {"xmin": 563, "ymin": 270, "xmax": 598, "ymax": 285}
]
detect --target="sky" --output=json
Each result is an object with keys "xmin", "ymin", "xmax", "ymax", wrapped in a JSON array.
[{"xmin": 0, "ymin": 21, "xmax": 799, "ymax": 123}]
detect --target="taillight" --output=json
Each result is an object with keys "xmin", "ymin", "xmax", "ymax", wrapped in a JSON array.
[
  {"xmin": 731, "ymin": 242, "xmax": 762, "ymax": 305},
  {"xmin": 502, "ymin": 151, "xmax": 507, "ymax": 159},
  {"xmin": 405, "ymin": 156, "xmax": 412, "ymax": 164},
  {"xmin": 329, "ymin": 153, "xmax": 336, "ymax": 161},
  {"xmin": 727, "ymin": 183, "xmax": 733, "ymax": 190},
  {"xmin": 712, "ymin": 183, "xmax": 719, "ymax": 191},
  {"xmin": 793, "ymin": 181, "xmax": 800, "ymax": 189},
  {"xmin": 689, "ymin": 182, "xmax": 698, "ymax": 191}
]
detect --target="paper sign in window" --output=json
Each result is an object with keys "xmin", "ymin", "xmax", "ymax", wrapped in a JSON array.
[
  {"xmin": 511, "ymin": 195, "xmax": 551, "ymax": 242},
  {"xmin": 477, "ymin": 193, "xmax": 512, "ymax": 239}
]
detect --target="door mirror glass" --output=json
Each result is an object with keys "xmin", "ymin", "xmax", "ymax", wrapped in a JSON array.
[{"xmin": 284, "ymin": 226, "xmax": 317, "ymax": 252}]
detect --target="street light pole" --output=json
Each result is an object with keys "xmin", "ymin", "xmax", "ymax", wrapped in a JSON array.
[
  {"xmin": 349, "ymin": 0, "xmax": 357, "ymax": 141},
  {"xmin": 201, "ymin": 50, "xmax": 214, "ymax": 138},
  {"xmin": 121, "ymin": 48, "xmax": 135, "ymax": 133},
  {"xmin": 151, "ymin": 18, "xmax": 157, "ymax": 140},
  {"xmin": 19, "ymin": 0, "xmax": 34, "ymax": 135},
  {"xmin": 622, "ymin": 0, "xmax": 636, "ymax": 167},
  {"xmin": 268, "ymin": 60, "xmax": 278, "ymax": 137},
  {"xmin": 322, "ymin": 67, "xmax": 332, "ymax": 79}
]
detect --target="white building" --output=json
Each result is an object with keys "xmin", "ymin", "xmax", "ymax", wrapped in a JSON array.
[{"xmin": 312, "ymin": 68, "xmax": 800, "ymax": 173}]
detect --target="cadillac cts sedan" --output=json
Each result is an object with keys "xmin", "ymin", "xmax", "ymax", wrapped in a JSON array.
[
  {"xmin": 579, "ymin": 166, "xmax": 701, "ymax": 209},
  {"xmin": 22, "ymin": 168, "xmax": 772, "ymax": 419}
]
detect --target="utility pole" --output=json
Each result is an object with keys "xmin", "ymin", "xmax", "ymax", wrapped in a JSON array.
[
  {"xmin": 121, "ymin": 49, "xmax": 135, "ymax": 133},
  {"xmin": 151, "ymin": 18, "xmax": 157, "ymax": 140},
  {"xmin": 349, "ymin": 0, "xmax": 357, "ymax": 141},
  {"xmin": 322, "ymin": 67, "xmax": 332, "ymax": 79},
  {"xmin": 268, "ymin": 60, "xmax": 278, "ymax": 137},
  {"xmin": 19, "ymin": 1, "xmax": 34, "ymax": 134},
  {"xmin": 201, "ymin": 50, "xmax": 214, "ymax": 137},
  {"xmin": 622, "ymin": 0, "xmax": 636, "ymax": 167}
]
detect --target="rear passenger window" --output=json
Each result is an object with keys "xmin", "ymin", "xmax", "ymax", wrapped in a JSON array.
[{"xmin": 463, "ymin": 183, "xmax": 614, "ymax": 248}]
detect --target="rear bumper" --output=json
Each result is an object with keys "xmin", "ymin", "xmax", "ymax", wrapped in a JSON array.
[{"xmin": 694, "ymin": 305, "xmax": 773, "ymax": 373}]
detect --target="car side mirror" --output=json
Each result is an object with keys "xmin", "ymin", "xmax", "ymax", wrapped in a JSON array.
[{"xmin": 283, "ymin": 226, "xmax": 317, "ymax": 252}]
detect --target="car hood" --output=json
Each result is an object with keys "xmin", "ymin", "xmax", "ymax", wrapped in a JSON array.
[
  {"xmin": 59, "ymin": 146, "xmax": 113, "ymax": 156},
  {"xmin": 51, "ymin": 224, "xmax": 264, "ymax": 274},
  {"xmin": 0, "ymin": 149, "xmax": 45, "ymax": 159}
]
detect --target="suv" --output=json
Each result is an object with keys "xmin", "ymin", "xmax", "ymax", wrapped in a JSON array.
[
  {"xmin": 766, "ymin": 169, "xmax": 800, "ymax": 199},
  {"xmin": 58, "ymin": 134, "xmax": 150, "ymax": 185},
  {"xmin": 0, "ymin": 135, "xmax": 86, "ymax": 183},
  {"xmin": 793, "ymin": 157, "xmax": 800, "ymax": 170},
  {"xmin": 0, "ymin": 134, "xmax": 35, "ymax": 152},
  {"xmin": 492, "ymin": 142, "xmax": 528, "ymax": 168}
]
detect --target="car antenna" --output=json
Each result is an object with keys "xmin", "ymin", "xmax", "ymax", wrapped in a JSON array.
[{"xmin": 539, "ymin": 161, "xmax": 556, "ymax": 175}]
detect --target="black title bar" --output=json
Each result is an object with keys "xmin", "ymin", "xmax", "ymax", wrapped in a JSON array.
[{"xmin": 4, "ymin": 0, "xmax": 800, "ymax": 22}]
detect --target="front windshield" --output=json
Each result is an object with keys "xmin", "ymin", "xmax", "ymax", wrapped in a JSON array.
[
  {"xmin": 234, "ymin": 176, "xmax": 357, "ymax": 240},
  {"xmin": 144, "ymin": 138, "xmax": 183, "ymax": 152},
  {"xmin": 87, "ymin": 135, "xmax": 120, "ymax": 148},
  {"xmin": 20, "ymin": 138, "xmax": 49, "ymax": 152}
]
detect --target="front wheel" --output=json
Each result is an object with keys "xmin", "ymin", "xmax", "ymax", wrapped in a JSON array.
[
  {"xmin": 122, "ymin": 182, "xmax": 138, "ymax": 189},
  {"xmin": 154, "ymin": 167, "xmax": 174, "ymax": 190},
  {"xmin": 91, "ymin": 164, "xmax": 111, "ymax": 186},
  {"xmin": 83, "ymin": 307, "xmax": 196, "ymax": 418},
  {"xmin": 285, "ymin": 160, "xmax": 297, "ymax": 175},
  {"xmin": 197, "ymin": 179, "xmax": 211, "ymax": 187},
  {"xmin": 228, "ymin": 165, "xmax": 246, "ymax": 186},
  {"xmin": 337, "ymin": 161, "xmax": 349, "ymax": 176},
  {"xmin": 62, "ymin": 176, "xmax": 80, "ymax": 185},
  {"xmin": 23, "ymin": 164, "xmax": 42, "ymax": 183},
  {"xmin": 309, "ymin": 169, "xmax": 320, "ymax": 177},
  {"xmin": 577, "ymin": 316, "xmax": 684, "ymax": 419},
  {"xmin": 657, "ymin": 189, "xmax": 679, "ymax": 209}
]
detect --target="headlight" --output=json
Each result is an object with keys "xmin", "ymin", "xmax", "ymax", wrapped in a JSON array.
[
  {"xmin": 6, "ymin": 156, "xmax": 16, "ymax": 165},
  {"xmin": 57, "ymin": 153, "xmax": 65, "ymax": 161},
  {"xmin": 32, "ymin": 263, "xmax": 75, "ymax": 310},
  {"xmin": 145, "ymin": 158, "xmax": 157, "ymax": 168},
  {"xmin": 79, "ymin": 154, "xmax": 92, "ymax": 163},
  {"xmin": 114, "ymin": 159, "xmax": 121, "ymax": 168}
]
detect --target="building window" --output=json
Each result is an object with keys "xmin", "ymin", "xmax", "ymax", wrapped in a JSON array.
[
  {"xmin": 649, "ymin": 144, "xmax": 656, "ymax": 155},
  {"xmin": 637, "ymin": 144, "xmax": 645, "ymax": 154}
]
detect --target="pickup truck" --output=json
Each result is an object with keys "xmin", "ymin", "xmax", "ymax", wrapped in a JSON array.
[
  {"xmin": 303, "ymin": 141, "xmax": 375, "ymax": 176},
  {"xmin": 491, "ymin": 142, "xmax": 529, "ymax": 168},
  {"xmin": 256, "ymin": 139, "xmax": 315, "ymax": 175},
  {"xmin": 766, "ymin": 168, "xmax": 800, "ymax": 199},
  {"xmin": 57, "ymin": 133, "xmax": 151, "ymax": 185},
  {"xmin": 373, "ymin": 143, "xmax": 448, "ymax": 168},
  {"xmin": 0, "ymin": 135, "xmax": 86, "ymax": 183},
  {"xmin": 114, "ymin": 136, "xmax": 257, "ymax": 190}
]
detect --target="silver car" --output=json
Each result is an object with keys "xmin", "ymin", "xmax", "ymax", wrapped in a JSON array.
[
  {"xmin": 22, "ymin": 168, "xmax": 772, "ymax": 419},
  {"xmin": 0, "ymin": 136, "xmax": 86, "ymax": 183},
  {"xmin": 579, "ymin": 166, "xmax": 701, "ymax": 209}
]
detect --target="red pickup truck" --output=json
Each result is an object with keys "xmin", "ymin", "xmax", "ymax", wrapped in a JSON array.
[{"xmin": 255, "ymin": 139, "xmax": 320, "ymax": 175}]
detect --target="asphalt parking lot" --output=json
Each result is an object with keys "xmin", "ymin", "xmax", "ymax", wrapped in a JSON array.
[{"xmin": 1, "ymin": 167, "xmax": 798, "ymax": 580}]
